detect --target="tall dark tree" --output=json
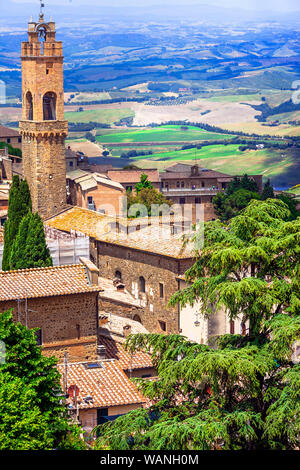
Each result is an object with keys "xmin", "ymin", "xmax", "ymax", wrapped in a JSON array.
[
  {"xmin": 135, "ymin": 173, "xmax": 153, "ymax": 193},
  {"xmin": 2, "ymin": 176, "xmax": 32, "ymax": 271},
  {"xmin": 10, "ymin": 212, "xmax": 52, "ymax": 270},
  {"xmin": 262, "ymin": 179, "xmax": 274, "ymax": 200}
]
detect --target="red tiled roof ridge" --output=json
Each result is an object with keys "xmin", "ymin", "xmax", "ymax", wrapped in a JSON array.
[{"xmin": 0, "ymin": 263, "xmax": 82, "ymax": 275}]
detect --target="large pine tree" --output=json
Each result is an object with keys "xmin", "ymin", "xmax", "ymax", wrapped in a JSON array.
[
  {"xmin": 94, "ymin": 199, "xmax": 300, "ymax": 450},
  {"xmin": 2, "ymin": 176, "xmax": 32, "ymax": 271}
]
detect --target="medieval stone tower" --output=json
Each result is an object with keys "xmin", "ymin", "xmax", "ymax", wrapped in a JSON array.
[{"xmin": 19, "ymin": 10, "xmax": 68, "ymax": 219}]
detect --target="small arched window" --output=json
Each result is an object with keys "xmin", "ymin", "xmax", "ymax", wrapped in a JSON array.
[
  {"xmin": 115, "ymin": 270, "xmax": 122, "ymax": 281},
  {"xmin": 26, "ymin": 91, "xmax": 33, "ymax": 120},
  {"xmin": 139, "ymin": 276, "xmax": 146, "ymax": 293},
  {"xmin": 43, "ymin": 92, "xmax": 56, "ymax": 120},
  {"xmin": 133, "ymin": 314, "xmax": 142, "ymax": 324}
]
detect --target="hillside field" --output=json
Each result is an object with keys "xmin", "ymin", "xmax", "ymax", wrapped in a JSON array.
[{"xmin": 96, "ymin": 125, "xmax": 235, "ymax": 143}]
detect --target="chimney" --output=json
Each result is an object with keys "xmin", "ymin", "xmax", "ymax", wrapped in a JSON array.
[
  {"xmin": 79, "ymin": 257, "xmax": 99, "ymax": 286},
  {"xmin": 97, "ymin": 344, "xmax": 106, "ymax": 360},
  {"xmin": 116, "ymin": 283, "xmax": 125, "ymax": 292}
]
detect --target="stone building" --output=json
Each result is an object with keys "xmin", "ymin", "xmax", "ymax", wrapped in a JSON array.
[
  {"xmin": 107, "ymin": 169, "xmax": 160, "ymax": 192},
  {"xmin": 67, "ymin": 169, "xmax": 126, "ymax": 216},
  {"xmin": 19, "ymin": 12, "xmax": 68, "ymax": 219},
  {"xmin": 0, "ymin": 262, "xmax": 101, "ymax": 362},
  {"xmin": 160, "ymin": 163, "xmax": 263, "ymax": 222},
  {"xmin": 46, "ymin": 206, "xmax": 195, "ymax": 335},
  {"xmin": 0, "ymin": 125, "xmax": 22, "ymax": 150}
]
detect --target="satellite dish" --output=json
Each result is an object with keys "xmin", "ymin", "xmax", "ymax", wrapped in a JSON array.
[{"xmin": 68, "ymin": 384, "xmax": 80, "ymax": 398}]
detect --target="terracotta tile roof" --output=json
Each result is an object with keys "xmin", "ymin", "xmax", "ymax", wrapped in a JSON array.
[
  {"xmin": 99, "ymin": 335, "xmax": 153, "ymax": 371},
  {"xmin": 0, "ymin": 264, "xmax": 101, "ymax": 301},
  {"xmin": 46, "ymin": 207, "xmax": 194, "ymax": 259},
  {"xmin": 160, "ymin": 168, "xmax": 232, "ymax": 179},
  {"xmin": 107, "ymin": 169, "xmax": 160, "ymax": 184},
  {"xmin": 57, "ymin": 361, "xmax": 145, "ymax": 409},
  {"xmin": 0, "ymin": 228, "xmax": 4, "ymax": 244},
  {"xmin": 99, "ymin": 277, "xmax": 140, "ymax": 307},
  {"xmin": 0, "ymin": 125, "xmax": 20, "ymax": 138},
  {"xmin": 99, "ymin": 312, "xmax": 149, "ymax": 337}
]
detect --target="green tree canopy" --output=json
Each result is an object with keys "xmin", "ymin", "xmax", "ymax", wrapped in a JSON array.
[
  {"xmin": 127, "ymin": 187, "xmax": 172, "ymax": 217},
  {"xmin": 135, "ymin": 173, "xmax": 154, "ymax": 193},
  {"xmin": 10, "ymin": 212, "xmax": 52, "ymax": 270},
  {"xmin": 94, "ymin": 199, "xmax": 300, "ymax": 450},
  {"xmin": 0, "ymin": 310, "xmax": 85, "ymax": 450},
  {"xmin": 262, "ymin": 179, "xmax": 275, "ymax": 200},
  {"xmin": 213, "ymin": 188, "xmax": 260, "ymax": 222},
  {"xmin": 2, "ymin": 176, "xmax": 32, "ymax": 271}
]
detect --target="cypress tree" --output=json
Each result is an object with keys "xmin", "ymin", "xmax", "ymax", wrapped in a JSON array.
[
  {"xmin": 262, "ymin": 179, "xmax": 275, "ymax": 200},
  {"xmin": 10, "ymin": 213, "xmax": 52, "ymax": 270},
  {"xmin": 2, "ymin": 176, "xmax": 32, "ymax": 271}
]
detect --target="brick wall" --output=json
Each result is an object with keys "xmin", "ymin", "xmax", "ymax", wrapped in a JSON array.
[
  {"xmin": 0, "ymin": 291, "xmax": 99, "ymax": 362},
  {"xmin": 93, "ymin": 241, "xmax": 194, "ymax": 334}
]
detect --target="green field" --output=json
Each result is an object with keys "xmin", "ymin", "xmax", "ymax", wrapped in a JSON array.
[
  {"xmin": 64, "ymin": 108, "xmax": 135, "ymax": 125},
  {"xmin": 206, "ymin": 94, "xmax": 262, "ymax": 103},
  {"xmin": 96, "ymin": 125, "xmax": 235, "ymax": 143},
  {"xmin": 132, "ymin": 146, "xmax": 298, "ymax": 186}
]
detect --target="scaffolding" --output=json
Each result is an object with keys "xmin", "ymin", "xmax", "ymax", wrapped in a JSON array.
[{"xmin": 45, "ymin": 226, "xmax": 89, "ymax": 266}]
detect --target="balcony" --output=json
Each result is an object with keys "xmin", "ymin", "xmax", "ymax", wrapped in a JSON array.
[{"xmin": 161, "ymin": 187, "xmax": 222, "ymax": 196}]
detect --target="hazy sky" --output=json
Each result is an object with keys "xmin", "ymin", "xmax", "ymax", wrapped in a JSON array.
[{"xmin": 12, "ymin": 0, "xmax": 300, "ymax": 12}]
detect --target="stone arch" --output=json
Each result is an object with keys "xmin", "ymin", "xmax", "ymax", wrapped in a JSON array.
[
  {"xmin": 43, "ymin": 92, "xmax": 56, "ymax": 120},
  {"xmin": 25, "ymin": 91, "xmax": 33, "ymax": 120}
]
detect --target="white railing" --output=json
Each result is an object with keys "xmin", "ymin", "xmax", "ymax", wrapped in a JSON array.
[{"xmin": 161, "ymin": 187, "xmax": 220, "ymax": 193}]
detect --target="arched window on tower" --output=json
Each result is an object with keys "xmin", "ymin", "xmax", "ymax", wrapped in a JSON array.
[
  {"xmin": 43, "ymin": 92, "xmax": 56, "ymax": 120},
  {"xmin": 139, "ymin": 276, "xmax": 146, "ymax": 293},
  {"xmin": 26, "ymin": 91, "xmax": 33, "ymax": 120}
]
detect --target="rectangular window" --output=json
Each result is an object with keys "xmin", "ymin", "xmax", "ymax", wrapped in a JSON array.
[
  {"xmin": 158, "ymin": 320, "xmax": 166, "ymax": 332},
  {"xmin": 35, "ymin": 329, "xmax": 42, "ymax": 346},
  {"xmin": 18, "ymin": 137, "xmax": 21, "ymax": 143},
  {"xmin": 159, "ymin": 283, "xmax": 164, "ymax": 298},
  {"xmin": 87, "ymin": 196, "xmax": 93, "ymax": 204},
  {"xmin": 76, "ymin": 324, "xmax": 81, "ymax": 340},
  {"xmin": 69, "ymin": 161, "xmax": 74, "ymax": 167},
  {"xmin": 179, "ymin": 197, "xmax": 185, "ymax": 205},
  {"xmin": 201, "ymin": 181, "xmax": 205, "ymax": 188},
  {"xmin": 195, "ymin": 197, "xmax": 201, "ymax": 204},
  {"xmin": 7, "ymin": 138, "xmax": 10, "ymax": 144}
]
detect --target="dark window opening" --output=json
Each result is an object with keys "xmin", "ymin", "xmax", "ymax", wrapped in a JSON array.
[
  {"xmin": 133, "ymin": 314, "xmax": 142, "ymax": 323},
  {"xmin": 26, "ymin": 91, "xmax": 33, "ymax": 120},
  {"xmin": 179, "ymin": 197, "xmax": 185, "ymax": 205},
  {"xmin": 195, "ymin": 197, "xmax": 201, "ymax": 204},
  {"xmin": 159, "ymin": 320, "xmax": 166, "ymax": 332},
  {"xmin": 35, "ymin": 329, "xmax": 42, "ymax": 346},
  {"xmin": 159, "ymin": 283, "xmax": 164, "ymax": 299},
  {"xmin": 6, "ymin": 138, "xmax": 10, "ymax": 144},
  {"xmin": 139, "ymin": 276, "xmax": 146, "ymax": 293},
  {"xmin": 69, "ymin": 161, "xmax": 74, "ymax": 167},
  {"xmin": 181, "ymin": 181, "xmax": 185, "ymax": 188},
  {"xmin": 201, "ymin": 181, "xmax": 205, "ymax": 188},
  {"xmin": 115, "ymin": 270, "xmax": 122, "ymax": 280},
  {"xmin": 176, "ymin": 181, "xmax": 180, "ymax": 188},
  {"xmin": 76, "ymin": 324, "xmax": 81, "ymax": 340},
  {"xmin": 43, "ymin": 92, "xmax": 56, "ymax": 120},
  {"xmin": 18, "ymin": 137, "xmax": 22, "ymax": 143}
]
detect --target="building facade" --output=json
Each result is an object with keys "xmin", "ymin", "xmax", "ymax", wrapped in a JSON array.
[{"xmin": 19, "ymin": 12, "xmax": 68, "ymax": 219}]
